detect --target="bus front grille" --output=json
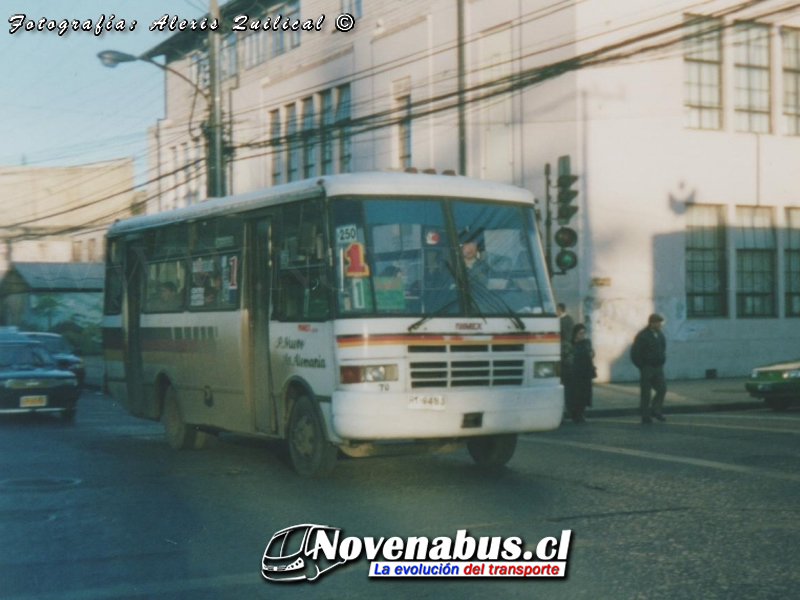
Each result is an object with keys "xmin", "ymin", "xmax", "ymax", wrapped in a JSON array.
[{"xmin": 409, "ymin": 359, "xmax": 524, "ymax": 388}]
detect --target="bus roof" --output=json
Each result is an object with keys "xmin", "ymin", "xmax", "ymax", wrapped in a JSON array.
[{"xmin": 107, "ymin": 172, "xmax": 534, "ymax": 238}]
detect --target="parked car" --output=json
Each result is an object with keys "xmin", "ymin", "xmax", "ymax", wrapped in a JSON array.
[
  {"xmin": 0, "ymin": 331, "xmax": 81, "ymax": 421},
  {"xmin": 23, "ymin": 332, "xmax": 86, "ymax": 387},
  {"xmin": 745, "ymin": 358, "xmax": 800, "ymax": 411}
]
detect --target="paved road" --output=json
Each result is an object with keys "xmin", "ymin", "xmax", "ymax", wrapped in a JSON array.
[{"xmin": 1, "ymin": 392, "xmax": 797, "ymax": 599}]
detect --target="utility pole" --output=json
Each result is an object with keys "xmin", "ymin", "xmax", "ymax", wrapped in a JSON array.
[
  {"xmin": 456, "ymin": 0, "xmax": 466, "ymax": 176},
  {"xmin": 544, "ymin": 162, "xmax": 552, "ymax": 276},
  {"xmin": 206, "ymin": 0, "xmax": 226, "ymax": 198}
]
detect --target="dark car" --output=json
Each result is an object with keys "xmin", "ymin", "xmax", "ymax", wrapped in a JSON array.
[
  {"xmin": 745, "ymin": 359, "xmax": 800, "ymax": 411},
  {"xmin": 0, "ymin": 332, "xmax": 81, "ymax": 421},
  {"xmin": 23, "ymin": 332, "xmax": 86, "ymax": 387}
]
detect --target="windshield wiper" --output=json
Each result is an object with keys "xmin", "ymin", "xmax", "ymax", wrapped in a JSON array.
[
  {"xmin": 466, "ymin": 279, "xmax": 526, "ymax": 331},
  {"xmin": 408, "ymin": 297, "xmax": 460, "ymax": 332}
]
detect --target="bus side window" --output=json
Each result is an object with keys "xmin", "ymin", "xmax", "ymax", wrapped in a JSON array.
[
  {"xmin": 104, "ymin": 239, "xmax": 124, "ymax": 315},
  {"xmin": 143, "ymin": 260, "xmax": 187, "ymax": 313},
  {"xmin": 275, "ymin": 199, "xmax": 330, "ymax": 321}
]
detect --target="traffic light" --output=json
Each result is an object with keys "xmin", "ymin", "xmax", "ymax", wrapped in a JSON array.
[
  {"xmin": 554, "ymin": 226, "xmax": 578, "ymax": 272},
  {"xmin": 556, "ymin": 174, "xmax": 579, "ymax": 225}
]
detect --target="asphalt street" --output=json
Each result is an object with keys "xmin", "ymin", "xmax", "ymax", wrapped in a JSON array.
[{"xmin": 0, "ymin": 390, "xmax": 797, "ymax": 600}]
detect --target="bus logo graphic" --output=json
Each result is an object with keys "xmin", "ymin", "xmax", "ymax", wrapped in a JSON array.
[{"xmin": 262, "ymin": 524, "xmax": 347, "ymax": 582}]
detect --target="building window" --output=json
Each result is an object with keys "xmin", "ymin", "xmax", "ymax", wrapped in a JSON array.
[
  {"xmin": 286, "ymin": 103, "xmax": 299, "ymax": 182},
  {"xmin": 686, "ymin": 204, "xmax": 728, "ymax": 317},
  {"xmin": 270, "ymin": 109, "xmax": 283, "ymax": 185},
  {"xmin": 170, "ymin": 145, "xmax": 179, "ymax": 210},
  {"xmin": 188, "ymin": 139, "xmax": 202, "ymax": 205},
  {"xmin": 287, "ymin": 1, "xmax": 301, "ymax": 49},
  {"xmin": 220, "ymin": 33, "xmax": 237, "ymax": 79},
  {"xmin": 271, "ymin": 9, "xmax": 285, "ymax": 56},
  {"xmin": 190, "ymin": 51, "xmax": 209, "ymax": 91},
  {"xmin": 302, "ymin": 97, "xmax": 316, "ymax": 178},
  {"xmin": 342, "ymin": 0, "xmax": 362, "ymax": 18},
  {"xmin": 783, "ymin": 28, "xmax": 800, "ymax": 135},
  {"xmin": 684, "ymin": 16, "xmax": 723, "ymax": 130},
  {"xmin": 181, "ymin": 141, "xmax": 192, "ymax": 208},
  {"xmin": 786, "ymin": 208, "xmax": 800, "ymax": 316},
  {"xmin": 241, "ymin": 33, "xmax": 258, "ymax": 70},
  {"xmin": 734, "ymin": 23, "xmax": 771, "ymax": 133},
  {"xmin": 73, "ymin": 240, "xmax": 83, "ymax": 262},
  {"xmin": 336, "ymin": 84, "xmax": 352, "ymax": 173},
  {"xmin": 735, "ymin": 206, "xmax": 776, "ymax": 317},
  {"xmin": 397, "ymin": 94, "xmax": 412, "ymax": 169},
  {"xmin": 320, "ymin": 90, "xmax": 334, "ymax": 175}
]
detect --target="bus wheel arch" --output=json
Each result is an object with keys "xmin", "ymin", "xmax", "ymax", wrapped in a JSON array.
[
  {"xmin": 283, "ymin": 382, "xmax": 337, "ymax": 477},
  {"xmin": 160, "ymin": 380, "xmax": 208, "ymax": 451}
]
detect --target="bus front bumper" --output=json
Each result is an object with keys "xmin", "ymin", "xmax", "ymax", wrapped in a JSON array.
[{"xmin": 330, "ymin": 386, "xmax": 564, "ymax": 441}]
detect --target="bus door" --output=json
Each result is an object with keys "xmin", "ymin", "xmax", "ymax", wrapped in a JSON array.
[
  {"xmin": 249, "ymin": 218, "xmax": 277, "ymax": 434},
  {"xmin": 122, "ymin": 237, "xmax": 149, "ymax": 418}
]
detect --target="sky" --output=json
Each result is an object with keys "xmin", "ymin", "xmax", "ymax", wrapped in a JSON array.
[{"xmin": 0, "ymin": 0, "xmax": 212, "ymax": 183}]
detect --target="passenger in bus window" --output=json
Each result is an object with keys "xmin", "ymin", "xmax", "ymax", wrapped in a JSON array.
[
  {"xmin": 155, "ymin": 281, "xmax": 180, "ymax": 311},
  {"xmin": 204, "ymin": 273, "xmax": 221, "ymax": 307}
]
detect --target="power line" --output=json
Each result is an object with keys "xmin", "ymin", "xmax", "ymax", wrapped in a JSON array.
[{"xmin": 10, "ymin": 0, "xmax": 799, "ymax": 240}]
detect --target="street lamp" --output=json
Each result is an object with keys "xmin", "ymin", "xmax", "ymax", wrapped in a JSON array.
[{"xmin": 97, "ymin": 45, "xmax": 226, "ymax": 200}]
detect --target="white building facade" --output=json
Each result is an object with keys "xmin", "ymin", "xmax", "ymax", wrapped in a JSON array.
[{"xmin": 143, "ymin": 0, "xmax": 800, "ymax": 381}]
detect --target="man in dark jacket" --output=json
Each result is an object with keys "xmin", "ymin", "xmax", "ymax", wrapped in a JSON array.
[
  {"xmin": 631, "ymin": 313, "xmax": 667, "ymax": 424},
  {"xmin": 557, "ymin": 303, "xmax": 575, "ymax": 383}
]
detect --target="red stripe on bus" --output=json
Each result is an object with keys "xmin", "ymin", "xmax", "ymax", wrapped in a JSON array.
[{"xmin": 336, "ymin": 332, "xmax": 558, "ymax": 347}]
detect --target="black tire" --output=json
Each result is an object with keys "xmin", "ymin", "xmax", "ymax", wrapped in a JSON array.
[
  {"xmin": 287, "ymin": 396, "xmax": 337, "ymax": 478},
  {"xmin": 162, "ymin": 387, "xmax": 198, "ymax": 450},
  {"xmin": 765, "ymin": 397, "xmax": 791, "ymax": 411},
  {"xmin": 467, "ymin": 434, "xmax": 518, "ymax": 467},
  {"xmin": 61, "ymin": 408, "xmax": 76, "ymax": 422}
]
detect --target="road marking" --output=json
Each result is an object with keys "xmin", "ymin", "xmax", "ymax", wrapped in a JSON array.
[
  {"xmin": 686, "ymin": 412, "xmax": 800, "ymax": 422},
  {"xmin": 521, "ymin": 437, "xmax": 800, "ymax": 483},
  {"xmin": 599, "ymin": 418, "xmax": 800, "ymax": 435}
]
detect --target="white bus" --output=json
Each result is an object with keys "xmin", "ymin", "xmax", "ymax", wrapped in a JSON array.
[{"xmin": 103, "ymin": 172, "xmax": 563, "ymax": 476}]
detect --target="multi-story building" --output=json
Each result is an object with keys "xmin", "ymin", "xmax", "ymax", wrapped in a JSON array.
[
  {"xmin": 140, "ymin": 0, "xmax": 800, "ymax": 381},
  {"xmin": 0, "ymin": 158, "xmax": 138, "ymax": 271}
]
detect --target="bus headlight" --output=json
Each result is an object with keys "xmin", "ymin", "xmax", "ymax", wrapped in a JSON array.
[
  {"xmin": 533, "ymin": 361, "xmax": 558, "ymax": 378},
  {"xmin": 340, "ymin": 364, "xmax": 399, "ymax": 384}
]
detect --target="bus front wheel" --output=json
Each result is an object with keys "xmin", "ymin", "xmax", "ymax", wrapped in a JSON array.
[
  {"xmin": 163, "ymin": 387, "xmax": 205, "ymax": 450},
  {"xmin": 287, "ymin": 396, "xmax": 337, "ymax": 477},
  {"xmin": 467, "ymin": 434, "xmax": 517, "ymax": 467}
]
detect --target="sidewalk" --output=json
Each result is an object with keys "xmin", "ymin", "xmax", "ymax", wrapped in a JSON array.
[
  {"xmin": 587, "ymin": 377, "xmax": 761, "ymax": 418},
  {"xmin": 82, "ymin": 354, "xmax": 104, "ymax": 389},
  {"xmin": 82, "ymin": 354, "xmax": 760, "ymax": 416}
]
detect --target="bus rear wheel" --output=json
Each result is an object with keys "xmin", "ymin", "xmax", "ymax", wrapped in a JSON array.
[
  {"xmin": 287, "ymin": 396, "xmax": 337, "ymax": 478},
  {"xmin": 163, "ymin": 387, "xmax": 202, "ymax": 450},
  {"xmin": 467, "ymin": 434, "xmax": 517, "ymax": 467}
]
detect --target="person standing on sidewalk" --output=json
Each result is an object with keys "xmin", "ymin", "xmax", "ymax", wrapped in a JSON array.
[
  {"xmin": 630, "ymin": 313, "xmax": 667, "ymax": 424},
  {"xmin": 563, "ymin": 324, "xmax": 595, "ymax": 423},
  {"xmin": 557, "ymin": 303, "xmax": 575, "ymax": 383}
]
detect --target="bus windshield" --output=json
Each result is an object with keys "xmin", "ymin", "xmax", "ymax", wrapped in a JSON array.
[{"xmin": 332, "ymin": 196, "xmax": 555, "ymax": 318}]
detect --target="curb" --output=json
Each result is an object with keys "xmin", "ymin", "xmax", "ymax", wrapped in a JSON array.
[{"xmin": 585, "ymin": 400, "xmax": 765, "ymax": 419}]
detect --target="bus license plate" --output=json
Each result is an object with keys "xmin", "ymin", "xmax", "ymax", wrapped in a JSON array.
[
  {"xmin": 408, "ymin": 395, "xmax": 446, "ymax": 411},
  {"xmin": 20, "ymin": 395, "xmax": 47, "ymax": 408}
]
